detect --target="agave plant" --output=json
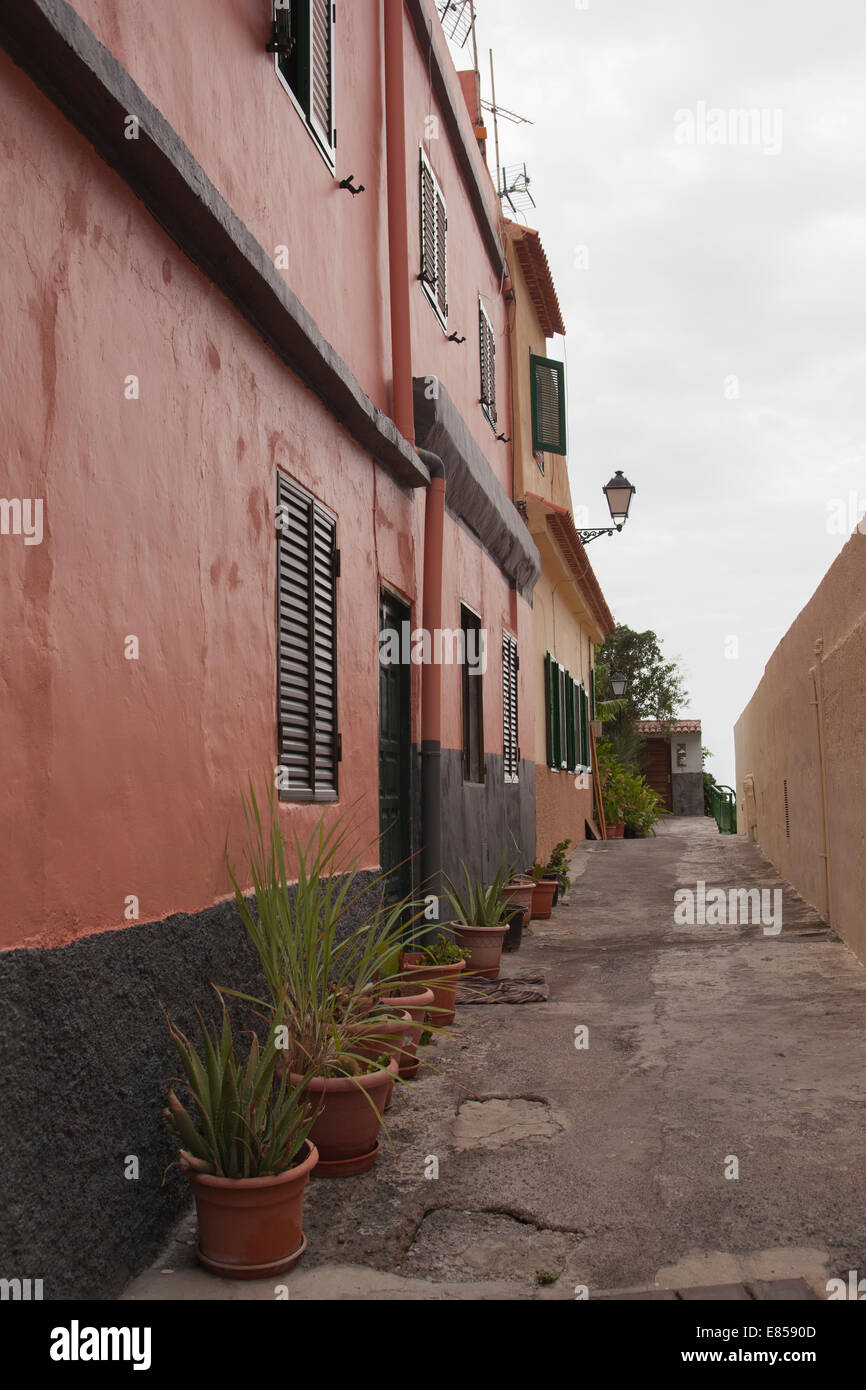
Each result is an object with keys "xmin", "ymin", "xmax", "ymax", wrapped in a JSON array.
[
  {"xmin": 163, "ymin": 994, "xmax": 314, "ymax": 1180},
  {"xmin": 225, "ymin": 781, "xmax": 424, "ymax": 1079},
  {"xmin": 444, "ymin": 858, "xmax": 514, "ymax": 929}
]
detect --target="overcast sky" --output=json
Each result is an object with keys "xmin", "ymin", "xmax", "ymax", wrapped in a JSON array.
[{"xmin": 447, "ymin": 0, "xmax": 866, "ymax": 786}]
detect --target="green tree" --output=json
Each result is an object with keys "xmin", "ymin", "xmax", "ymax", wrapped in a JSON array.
[{"xmin": 595, "ymin": 624, "xmax": 688, "ymax": 725}]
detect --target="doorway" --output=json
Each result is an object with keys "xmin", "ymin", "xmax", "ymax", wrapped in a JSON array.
[{"xmin": 379, "ymin": 591, "xmax": 412, "ymax": 906}]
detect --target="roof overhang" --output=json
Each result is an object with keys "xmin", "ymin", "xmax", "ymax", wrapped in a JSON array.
[
  {"xmin": 505, "ymin": 223, "xmax": 566, "ymax": 339},
  {"xmin": 523, "ymin": 493, "xmax": 615, "ymax": 642}
]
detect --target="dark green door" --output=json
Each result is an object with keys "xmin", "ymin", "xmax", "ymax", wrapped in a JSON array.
[{"xmin": 379, "ymin": 592, "xmax": 412, "ymax": 906}]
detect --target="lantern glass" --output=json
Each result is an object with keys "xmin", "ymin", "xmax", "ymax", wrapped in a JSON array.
[
  {"xmin": 611, "ymin": 674, "xmax": 627, "ymax": 698},
  {"xmin": 603, "ymin": 471, "xmax": 636, "ymax": 525}
]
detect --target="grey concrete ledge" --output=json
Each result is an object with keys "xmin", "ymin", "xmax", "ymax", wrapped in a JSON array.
[{"xmin": 0, "ymin": 0, "xmax": 430, "ymax": 492}]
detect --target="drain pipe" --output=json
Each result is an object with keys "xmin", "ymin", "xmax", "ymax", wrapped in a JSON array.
[
  {"xmin": 384, "ymin": 0, "xmax": 414, "ymax": 442},
  {"xmin": 810, "ymin": 638, "xmax": 834, "ymax": 927},
  {"xmin": 417, "ymin": 447, "xmax": 446, "ymax": 919}
]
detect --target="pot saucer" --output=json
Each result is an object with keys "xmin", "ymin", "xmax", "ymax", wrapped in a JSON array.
[
  {"xmin": 196, "ymin": 1233, "xmax": 307, "ymax": 1280},
  {"xmin": 312, "ymin": 1142, "xmax": 381, "ymax": 1179}
]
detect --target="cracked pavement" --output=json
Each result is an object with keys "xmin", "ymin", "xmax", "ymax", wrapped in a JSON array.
[{"xmin": 123, "ymin": 818, "xmax": 866, "ymax": 1301}]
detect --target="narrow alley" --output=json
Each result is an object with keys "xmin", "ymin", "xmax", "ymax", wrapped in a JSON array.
[{"xmin": 126, "ymin": 818, "xmax": 866, "ymax": 1301}]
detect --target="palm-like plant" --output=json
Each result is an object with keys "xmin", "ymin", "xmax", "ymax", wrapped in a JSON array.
[
  {"xmin": 225, "ymin": 781, "xmax": 422, "ymax": 1079},
  {"xmin": 163, "ymin": 994, "xmax": 314, "ymax": 1179},
  {"xmin": 444, "ymin": 859, "xmax": 514, "ymax": 928}
]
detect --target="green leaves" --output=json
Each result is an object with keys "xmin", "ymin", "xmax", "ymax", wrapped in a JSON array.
[
  {"xmin": 444, "ymin": 858, "xmax": 514, "ymax": 928},
  {"xmin": 163, "ymin": 995, "xmax": 314, "ymax": 1180}
]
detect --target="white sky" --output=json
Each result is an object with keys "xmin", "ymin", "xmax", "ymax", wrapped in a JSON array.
[{"xmin": 446, "ymin": 0, "xmax": 866, "ymax": 786}]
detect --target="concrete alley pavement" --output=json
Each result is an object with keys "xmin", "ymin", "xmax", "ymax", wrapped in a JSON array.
[{"xmin": 126, "ymin": 818, "xmax": 866, "ymax": 1300}]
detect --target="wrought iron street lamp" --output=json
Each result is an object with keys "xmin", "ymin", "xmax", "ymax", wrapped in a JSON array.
[
  {"xmin": 577, "ymin": 471, "xmax": 637, "ymax": 545},
  {"xmin": 611, "ymin": 673, "xmax": 628, "ymax": 699}
]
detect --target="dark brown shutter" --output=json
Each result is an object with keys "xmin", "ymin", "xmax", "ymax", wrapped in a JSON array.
[
  {"xmin": 277, "ymin": 474, "xmax": 338, "ymax": 801},
  {"xmin": 435, "ymin": 189, "xmax": 447, "ymax": 321},
  {"xmin": 309, "ymin": 0, "xmax": 333, "ymax": 149},
  {"xmin": 503, "ymin": 632, "xmax": 519, "ymax": 783},
  {"xmin": 480, "ymin": 303, "xmax": 496, "ymax": 424},
  {"xmin": 420, "ymin": 156, "xmax": 437, "ymax": 292}
]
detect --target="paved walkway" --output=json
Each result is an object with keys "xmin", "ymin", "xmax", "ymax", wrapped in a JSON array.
[{"xmin": 124, "ymin": 818, "xmax": 866, "ymax": 1300}]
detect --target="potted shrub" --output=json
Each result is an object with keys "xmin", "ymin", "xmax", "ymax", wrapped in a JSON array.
[
  {"xmin": 445, "ymin": 861, "xmax": 512, "ymax": 980},
  {"xmin": 546, "ymin": 839, "xmax": 572, "ymax": 906},
  {"xmin": 163, "ymin": 996, "xmax": 318, "ymax": 1279},
  {"xmin": 403, "ymin": 935, "xmax": 465, "ymax": 1026},
  {"xmin": 527, "ymin": 862, "xmax": 558, "ymax": 919},
  {"xmin": 226, "ymin": 783, "xmax": 422, "ymax": 1177}
]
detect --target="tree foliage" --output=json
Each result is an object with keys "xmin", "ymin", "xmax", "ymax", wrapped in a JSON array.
[{"xmin": 595, "ymin": 624, "xmax": 688, "ymax": 725}]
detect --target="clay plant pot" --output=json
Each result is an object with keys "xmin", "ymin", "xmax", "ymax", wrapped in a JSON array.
[
  {"xmin": 378, "ymin": 986, "xmax": 436, "ymax": 1079},
  {"xmin": 351, "ymin": 1010, "xmax": 414, "ymax": 1101},
  {"xmin": 502, "ymin": 904, "xmax": 524, "ymax": 954},
  {"xmin": 295, "ymin": 1060, "xmax": 398, "ymax": 1178},
  {"xmin": 501, "ymin": 878, "xmax": 535, "ymax": 928},
  {"xmin": 453, "ymin": 923, "xmax": 508, "ymax": 980},
  {"xmin": 188, "ymin": 1139, "xmax": 318, "ymax": 1280},
  {"xmin": 530, "ymin": 878, "xmax": 558, "ymax": 920},
  {"xmin": 403, "ymin": 959, "xmax": 465, "ymax": 1027},
  {"xmin": 607, "ymin": 824, "xmax": 625, "ymax": 840}
]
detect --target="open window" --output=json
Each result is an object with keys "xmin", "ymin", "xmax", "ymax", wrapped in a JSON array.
[{"xmin": 273, "ymin": 1, "xmax": 336, "ymax": 168}]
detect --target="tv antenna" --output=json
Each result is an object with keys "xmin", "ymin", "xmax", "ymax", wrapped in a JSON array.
[{"xmin": 487, "ymin": 50, "xmax": 535, "ymax": 206}]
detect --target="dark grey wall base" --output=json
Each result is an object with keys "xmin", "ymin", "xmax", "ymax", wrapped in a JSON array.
[
  {"xmin": 672, "ymin": 773, "xmax": 705, "ymax": 817},
  {"xmin": 438, "ymin": 751, "xmax": 536, "ymax": 904},
  {"xmin": 0, "ymin": 872, "xmax": 382, "ymax": 1300}
]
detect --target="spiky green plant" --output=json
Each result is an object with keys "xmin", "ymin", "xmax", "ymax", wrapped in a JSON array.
[
  {"xmin": 444, "ymin": 858, "xmax": 514, "ymax": 929},
  {"xmin": 224, "ymin": 781, "xmax": 424, "ymax": 1080},
  {"xmin": 163, "ymin": 994, "xmax": 314, "ymax": 1179}
]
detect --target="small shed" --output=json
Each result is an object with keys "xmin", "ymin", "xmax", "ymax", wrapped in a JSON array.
[{"xmin": 635, "ymin": 720, "xmax": 704, "ymax": 817}]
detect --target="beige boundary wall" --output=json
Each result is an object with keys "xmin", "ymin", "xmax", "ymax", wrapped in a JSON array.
[{"xmin": 734, "ymin": 528, "xmax": 866, "ymax": 963}]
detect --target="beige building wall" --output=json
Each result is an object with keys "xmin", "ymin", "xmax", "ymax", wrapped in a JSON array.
[
  {"xmin": 505, "ymin": 222, "xmax": 612, "ymax": 859},
  {"xmin": 734, "ymin": 526, "xmax": 866, "ymax": 963}
]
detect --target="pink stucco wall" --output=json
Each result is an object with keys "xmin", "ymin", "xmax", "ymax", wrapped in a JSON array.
[{"xmin": 0, "ymin": 51, "xmax": 420, "ymax": 951}]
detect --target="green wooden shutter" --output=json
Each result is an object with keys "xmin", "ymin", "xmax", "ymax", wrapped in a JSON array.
[
  {"xmin": 579, "ymin": 686, "xmax": 590, "ymax": 769},
  {"xmin": 545, "ymin": 653, "xmax": 556, "ymax": 768},
  {"xmin": 530, "ymin": 354, "xmax": 567, "ymax": 455},
  {"xmin": 565, "ymin": 673, "xmax": 577, "ymax": 772}
]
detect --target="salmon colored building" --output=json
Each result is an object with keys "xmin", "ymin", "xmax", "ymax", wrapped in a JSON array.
[
  {"xmin": 504, "ymin": 221, "xmax": 615, "ymax": 862},
  {"xmin": 0, "ymin": 1, "xmax": 538, "ymax": 1296}
]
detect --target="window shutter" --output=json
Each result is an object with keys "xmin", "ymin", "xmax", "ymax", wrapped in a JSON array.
[
  {"xmin": 503, "ymin": 633, "xmax": 519, "ymax": 784},
  {"xmin": 565, "ymin": 674, "xmax": 577, "ymax": 773},
  {"xmin": 579, "ymin": 686, "xmax": 590, "ymax": 770},
  {"xmin": 308, "ymin": 0, "xmax": 334, "ymax": 150},
  {"xmin": 530, "ymin": 354, "xmax": 567, "ymax": 455},
  {"xmin": 479, "ymin": 302, "xmax": 497, "ymax": 425},
  {"xmin": 277, "ymin": 474, "xmax": 339, "ymax": 801},
  {"xmin": 435, "ymin": 189, "xmax": 447, "ymax": 321},
  {"xmin": 545, "ymin": 653, "xmax": 556, "ymax": 769}
]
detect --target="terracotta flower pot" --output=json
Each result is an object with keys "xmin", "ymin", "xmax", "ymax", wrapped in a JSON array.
[
  {"xmin": 607, "ymin": 824, "xmax": 625, "ymax": 840},
  {"xmin": 501, "ymin": 878, "xmax": 535, "ymax": 928},
  {"xmin": 452, "ymin": 923, "xmax": 508, "ymax": 980},
  {"xmin": 295, "ymin": 1060, "xmax": 398, "ymax": 1178},
  {"xmin": 403, "ymin": 959, "xmax": 465, "ymax": 1027},
  {"xmin": 378, "ymin": 985, "xmax": 435, "ymax": 1079},
  {"xmin": 351, "ymin": 1010, "xmax": 415, "ymax": 1096},
  {"xmin": 188, "ymin": 1139, "xmax": 318, "ymax": 1280},
  {"xmin": 530, "ymin": 878, "xmax": 558, "ymax": 920}
]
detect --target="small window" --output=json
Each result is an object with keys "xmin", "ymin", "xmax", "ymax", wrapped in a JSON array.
[
  {"xmin": 420, "ymin": 149, "xmax": 448, "ymax": 327},
  {"xmin": 274, "ymin": 1, "xmax": 336, "ymax": 167},
  {"xmin": 479, "ymin": 301, "xmax": 497, "ymax": 429},
  {"xmin": 503, "ymin": 632, "xmax": 519, "ymax": 784},
  {"xmin": 530, "ymin": 353, "xmax": 567, "ymax": 455},
  {"xmin": 276, "ymin": 474, "xmax": 340, "ymax": 802},
  {"xmin": 461, "ymin": 605, "xmax": 484, "ymax": 783}
]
